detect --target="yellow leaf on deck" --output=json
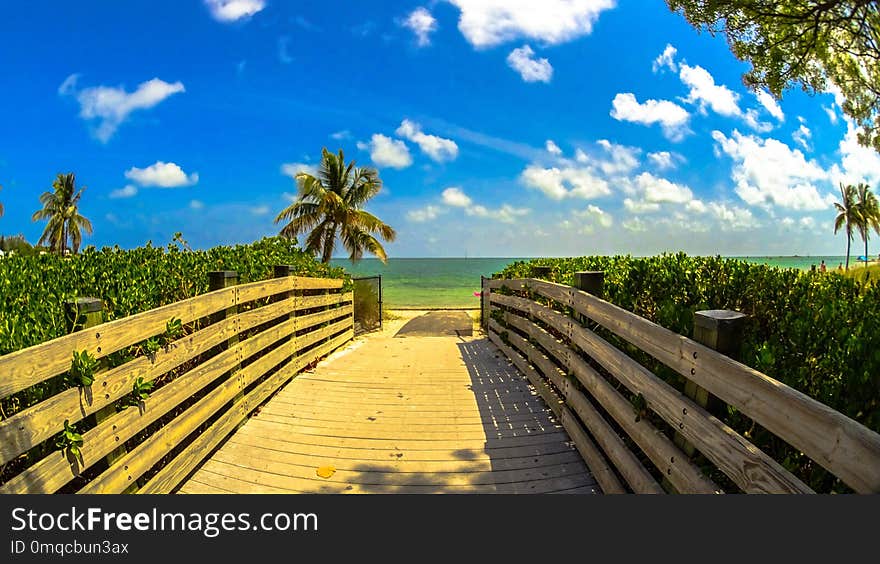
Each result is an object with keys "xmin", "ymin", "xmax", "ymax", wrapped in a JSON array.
[{"xmin": 316, "ymin": 465, "xmax": 336, "ymax": 479}]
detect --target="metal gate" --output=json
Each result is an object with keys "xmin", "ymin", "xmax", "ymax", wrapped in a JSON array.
[{"xmin": 352, "ymin": 275, "xmax": 382, "ymax": 334}]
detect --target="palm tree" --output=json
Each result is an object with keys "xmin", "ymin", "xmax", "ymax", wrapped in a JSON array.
[
  {"xmin": 0, "ymin": 184, "xmax": 4, "ymax": 218},
  {"xmin": 834, "ymin": 183, "xmax": 859, "ymax": 270},
  {"xmin": 32, "ymin": 173, "xmax": 93, "ymax": 254},
  {"xmin": 855, "ymin": 183, "xmax": 880, "ymax": 266},
  {"xmin": 275, "ymin": 148, "xmax": 396, "ymax": 263}
]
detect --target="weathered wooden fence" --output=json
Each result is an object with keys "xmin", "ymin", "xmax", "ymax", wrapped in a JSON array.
[
  {"xmin": 482, "ymin": 274, "xmax": 880, "ymax": 494},
  {"xmin": 0, "ymin": 267, "xmax": 353, "ymax": 493}
]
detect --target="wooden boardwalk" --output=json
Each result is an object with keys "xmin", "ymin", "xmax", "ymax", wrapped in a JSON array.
[{"xmin": 180, "ymin": 312, "xmax": 598, "ymax": 494}]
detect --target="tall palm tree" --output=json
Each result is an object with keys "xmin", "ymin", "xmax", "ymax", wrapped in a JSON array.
[
  {"xmin": 834, "ymin": 183, "xmax": 859, "ymax": 270},
  {"xmin": 275, "ymin": 148, "xmax": 396, "ymax": 263},
  {"xmin": 855, "ymin": 183, "xmax": 880, "ymax": 266},
  {"xmin": 31, "ymin": 173, "xmax": 93, "ymax": 254}
]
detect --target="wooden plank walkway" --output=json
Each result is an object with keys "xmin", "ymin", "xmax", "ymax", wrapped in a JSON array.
[{"xmin": 179, "ymin": 311, "xmax": 599, "ymax": 494}]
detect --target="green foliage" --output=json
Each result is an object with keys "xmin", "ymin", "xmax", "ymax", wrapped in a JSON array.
[
  {"xmin": 667, "ymin": 1, "xmax": 880, "ymax": 152},
  {"xmin": 55, "ymin": 419, "xmax": 83, "ymax": 464},
  {"xmin": 68, "ymin": 350, "xmax": 98, "ymax": 388},
  {"xmin": 130, "ymin": 377, "xmax": 154, "ymax": 404},
  {"xmin": 499, "ymin": 253, "xmax": 880, "ymax": 491},
  {"xmin": 352, "ymin": 279, "xmax": 381, "ymax": 331},
  {"xmin": 0, "ymin": 236, "xmax": 343, "ymax": 355}
]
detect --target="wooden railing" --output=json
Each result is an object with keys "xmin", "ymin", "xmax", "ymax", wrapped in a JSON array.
[
  {"xmin": 482, "ymin": 275, "xmax": 880, "ymax": 494},
  {"xmin": 0, "ymin": 267, "xmax": 353, "ymax": 494}
]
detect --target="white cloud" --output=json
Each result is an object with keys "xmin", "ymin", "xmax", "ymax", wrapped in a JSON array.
[
  {"xmin": 60, "ymin": 76, "xmax": 185, "ymax": 142},
  {"xmin": 647, "ymin": 151, "xmax": 683, "ymax": 170},
  {"xmin": 679, "ymin": 63, "xmax": 741, "ymax": 117},
  {"xmin": 596, "ymin": 139, "xmax": 640, "ymax": 175},
  {"xmin": 545, "ymin": 139, "xmax": 563, "ymax": 155},
  {"xmin": 466, "ymin": 203, "xmax": 530, "ymax": 223},
  {"xmin": 521, "ymin": 164, "xmax": 611, "ymax": 200},
  {"xmin": 204, "ymin": 0, "xmax": 265, "ymax": 22},
  {"xmin": 506, "ymin": 45, "xmax": 553, "ymax": 83},
  {"xmin": 395, "ymin": 120, "xmax": 458, "ymax": 162},
  {"xmin": 109, "ymin": 185, "xmax": 138, "ymax": 199},
  {"xmin": 574, "ymin": 204, "xmax": 613, "ymax": 228},
  {"xmin": 449, "ymin": 0, "xmax": 616, "ymax": 48},
  {"xmin": 830, "ymin": 121, "xmax": 880, "ymax": 187},
  {"xmin": 125, "ymin": 161, "xmax": 198, "ymax": 188},
  {"xmin": 441, "ymin": 187, "xmax": 472, "ymax": 207},
  {"xmin": 800, "ymin": 216, "xmax": 816, "ymax": 229},
  {"xmin": 743, "ymin": 108, "xmax": 774, "ymax": 133},
  {"xmin": 190, "ymin": 199, "xmax": 205, "ymax": 210},
  {"xmin": 685, "ymin": 199, "xmax": 707, "ymax": 214},
  {"xmin": 636, "ymin": 172, "xmax": 693, "ymax": 204},
  {"xmin": 281, "ymin": 162, "xmax": 318, "ymax": 178},
  {"xmin": 250, "ymin": 205, "xmax": 270, "ymax": 215},
  {"xmin": 277, "ymin": 36, "xmax": 293, "ymax": 64},
  {"xmin": 407, "ymin": 205, "xmax": 445, "ymax": 222},
  {"xmin": 357, "ymin": 134, "xmax": 413, "ymax": 169},
  {"xmin": 610, "ymin": 93, "xmax": 691, "ymax": 141},
  {"xmin": 755, "ymin": 89, "xmax": 784, "ymax": 121},
  {"xmin": 793, "ymin": 123, "xmax": 812, "ymax": 151},
  {"xmin": 823, "ymin": 104, "xmax": 838, "ymax": 124},
  {"xmin": 330, "ymin": 130, "xmax": 351, "ymax": 140},
  {"xmin": 403, "ymin": 7, "xmax": 438, "ymax": 46},
  {"xmin": 575, "ymin": 148, "xmax": 589, "ymax": 163},
  {"xmin": 622, "ymin": 217, "xmax": 648, "ymax": 232},
  {"xmin": 708, "ymin": 202, "xmax": 758, "ymax": 231},
  {"xmin": 712, "ymin": 130, "xmax": 833, "ymax": 210},
  {"xmin": 652, "ymin": 44, "xmax": 677, "ymax": 73},
  {"xmin": 623, "ymin": 198, "xmax": 661, "ymax": 214}
]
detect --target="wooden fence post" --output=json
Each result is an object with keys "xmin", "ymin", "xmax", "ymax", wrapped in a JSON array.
[
  {"xmin": 480, "ymin": 276, "xmax": 488, "ymax": 332},
  {"xmin": 673, "ymin": 309, "xmax": 747, "ymax": 459},
  {"xmin": 274, "ymin": 265, "xmax": 298, "ymax": 357},
  {"xmin": 572, "ymin": 271, "xmax": 604, "ymax": 326},
  {"xmin": 209, "ymin": 271, "xmax": 242, "ymax": 404},
  {"xmin": 64, "ymin": 298, "xmax": 129, "ymax": 479}
]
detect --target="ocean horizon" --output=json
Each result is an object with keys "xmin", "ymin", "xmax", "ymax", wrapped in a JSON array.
[{"xmin": 331, "ymin": 255, "xmax": 856, "ymax": 308}]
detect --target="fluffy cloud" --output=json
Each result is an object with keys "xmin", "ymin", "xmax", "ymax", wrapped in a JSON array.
[
  {"xmin": 707, "ymin": 202, "xmax": 758, "ymax": 231},
  {"xmin": 574, "ymin": 204, "xmax": 613, "ymax": 228},
  {"xmin": 506, "ymin": 45, "xmax": 553, "ymax": 83},
  {"xmin": 610, "ymin": 93, "xmax": 690, "ymax": 141},
  {"xmin": 280, "ymin": 162, "xmax": 318, "ymax": 178},
  {"xmin": 646, "ymin": 151, "xmax": 683, "ymax": 170},
  {"xmin": 623, "ymin": 198, "xmax": 661, "ymax": 214},
  {"xmin": 204, "ymin": 0, "xmax": 265, "ymax": 22},
  {"xmin": 521, "ymin": 164, "xmax": 611, "ymax": 200},
  {"xmin": 125, "ymin": 161, "xmax": 198, "ymax": 187},
  {"xmin": 402, "ymin": 7, "xmax": 437, "ymax": 46},
  {"xmin": 407, "ymin": 205, "xmax": 445, "ymax": 222},
  {"xmin": 679, "ymin": 63, "xmax": 741, "ymax": 117},
  {"xmin": 545, "ymin": 139, "xmax": 563, "ymax": 155},
  {"xmin": 596, "ymin": 139, "xmax": 640, "ymax": 175},
  {"xmin": 755, "ymin": 89, "xmax": 784, "ymax": 121},
  {"xmin": 830, "ymin": 121, "xmax": 880, "ymax": 187},
  {"xmin": 636, "ymin": 172, "xmax": 693, "ymax": 204},
  {"xmin": 466, "ymin": 203, "xmax": 530, "ymax": 223},
  {"xmin": 449, "ymin": 0, "xmax": 616, "ymax": 48},
  {"xmin": 712, "ymin": 129, "xmax": 833, "ymax": 210},
  {"xmin": 190, "ymin": 199, "xmax": 205, "ymax": 210},
  {"xmin": 109, "ymin": 185, "xmax": 138, "ymax": 199},
  {"xmin": 60, "ymin": 75, "xmax": 185, "ymax": 142},
  {"xmin": 652, "ymin": 44, "xmax": 677, "ymax": 73},
  {"xmin": 622, "ymin": 217, "xmax": 648, "ymax": 232},
  {"xmin": 395, "ymin": 120, "xmax": 458, "ymax": 162},
  {"xmin": 441, "ymin": 187, "xmax": 472, "ymax": 207},
  {"xmin": 357, "ymin": 134, "xmax": 413, "ymax": 169},
  {"xmin": 793, "ymin": 123, "xmax": 812, "ymax": 151}
]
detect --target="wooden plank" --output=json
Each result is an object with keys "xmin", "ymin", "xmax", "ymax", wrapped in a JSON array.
[
  {"xmin": 511, "ymin": 277, "xmax": 880, "ymax": 493},
  {"xmin": 0, "ymin": 286, "xmax": 237, "ymax": 399},
  {"xmin": 559, "ymin": 405, "xmax": 626, "ymax": 494},
  {"xmin": 235, "ymin": 276, "xmax": 294, "ymax": 304},
  {"xmin": 491, "ymin": 292, "xmax": 811, "ymax": 494},
  {"xmin": 139, "ymin": 330, "xmax": 351, "ymax": 493},
  {"xmin": 293, "ymin": 276, "xmax": 345, "ymax": 290},
  {"xmin": 296, "ymin": 292, "xmax": 353, "ymax": 311},
  {"xmin": 208, "ymin": 442, "xmax": 587, "ymax": 487},
  {"xmin": 492, "ymin": 298, "xmax": 718, "ymax": 493},
  {"xmin": 0, "ymin": 313, "xmax": 304, "ymax": 494},
  {"xmin": 80, "ymin": 327, "xmax": 354, "ymax": 494},
  {"xmin": 498, "ymin": 316, "xmax": 663, "ymax": 494},
  {"xmin": 0, "ymin": 296, "xmax": 309, "ymax": 467}
]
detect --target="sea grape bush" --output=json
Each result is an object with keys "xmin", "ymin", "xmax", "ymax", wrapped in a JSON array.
[
  {"xmin": 0, "ymin": 236, "xmax": 343, "ymax": 355},
  {"xmin": 498, "ymin": 253, "xmax": 880, "ymax": 491}
]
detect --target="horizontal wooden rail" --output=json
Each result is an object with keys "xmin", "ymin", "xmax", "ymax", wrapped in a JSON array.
[
  {"xmin": 491, "ymin": 277, "xmax": 880, "ymax": 493},
  {"xmin": 489, "ymin": 290, "xmax": 812, "ymax": 493},
  {"xmin": 0, "ymin": 271, "xmax": 352, "ymax": 494}
]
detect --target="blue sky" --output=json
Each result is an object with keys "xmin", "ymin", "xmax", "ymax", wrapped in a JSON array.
[{"xmin": 1, "ymin": 0, "xmax": 878, "ymax": 257}]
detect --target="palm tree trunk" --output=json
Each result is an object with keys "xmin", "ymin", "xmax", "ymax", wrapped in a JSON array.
[{"xmin": 846, "ymin": 236, "xmax": 851, "ymax": 270}]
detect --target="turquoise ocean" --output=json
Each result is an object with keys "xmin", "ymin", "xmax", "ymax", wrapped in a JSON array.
[{"xmin": 331, "ymin": 256, "xmax": 851, "ymax": 309}]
